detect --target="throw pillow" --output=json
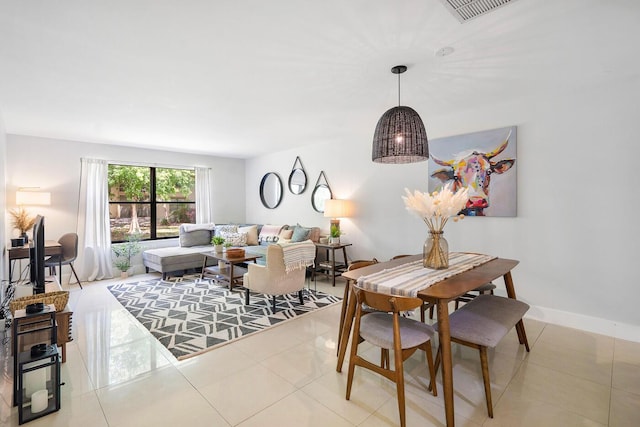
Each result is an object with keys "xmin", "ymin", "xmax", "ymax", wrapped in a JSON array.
[
  {"xmin": 215, "ymin": 225, "xmax": 238, "ymax": 236},
  {"xmin": 290, "ymin": 224, "xmax": 311, "ymax": 242},
  {"xmin": 180, "ymin": 229, "xmax": 212, "ymax": 247},
  {"xmin": 278, "ymin": 229, "xmax": 294, "ymax": 240},
  {"xmin": 238, "ymin": 225, "xmax": 259, "ymax": 246},
  {"xmin": 221, "ymin": 231, "xmax": 247, "ymax": 247},
  {"xmin": 258, "ymin": 224, "xmax": 284, "ymax": 244}
]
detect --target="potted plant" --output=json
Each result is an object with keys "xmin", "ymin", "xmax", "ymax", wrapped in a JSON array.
[
  {"xmin": 113, "ymin": 233, "xmax": 142, "ymax": 278},
  {"xmin": 9, "ymin": 207, "xmax": 36, "ymax": 243},
  {"xmin": 329, "ymin": 224, "xmax": 341, "ymax": 244},
  {"xmin": 211, "ymin": 236, "xmax": 225, "ymax": 253}
]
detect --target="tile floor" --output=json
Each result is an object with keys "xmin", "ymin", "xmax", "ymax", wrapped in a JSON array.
[{"xmin": 1, "ymin": 273, "xmax": 639, "ymax": 426}]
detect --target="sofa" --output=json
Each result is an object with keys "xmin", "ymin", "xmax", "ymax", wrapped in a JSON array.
[{"xmin": 142, "ymin": 223, "xmax": 322, "ymax": 279}]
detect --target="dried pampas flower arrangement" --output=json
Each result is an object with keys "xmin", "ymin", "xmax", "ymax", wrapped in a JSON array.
[{"xmin": 9, "ymin": 207, "xmax": 36, "ymax": 234}]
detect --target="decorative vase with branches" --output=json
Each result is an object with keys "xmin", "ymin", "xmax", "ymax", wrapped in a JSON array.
[
  {"xmin": 402, "ymin": 183, "xmax": 469, "ymax": 269},
  {"xmin": 9, "ymin": 207, "xmax": 36, "ymax": 242}
]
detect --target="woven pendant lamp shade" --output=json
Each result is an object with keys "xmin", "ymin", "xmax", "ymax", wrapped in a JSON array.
[
  {"xmin": 372, "ymin": 106, "xmax": 428, "ymax": 163},
  {"xmin": 372, "ymin": 65, "xmax": 429, "ymax": 164}
]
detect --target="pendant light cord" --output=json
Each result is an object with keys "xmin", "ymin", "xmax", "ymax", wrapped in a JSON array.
[{"xmin": 397, "ymin": 72, "xmax": 401, "ymax": 107}]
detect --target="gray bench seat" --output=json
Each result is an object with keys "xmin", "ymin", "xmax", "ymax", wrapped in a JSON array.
[{"xmin": 435, "ymin": 294, "xmax": 530, "ymax": 418}]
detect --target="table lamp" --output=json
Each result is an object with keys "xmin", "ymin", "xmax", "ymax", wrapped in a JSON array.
[
  {"xmin": 12, "ymin": 188, "xmax": 51, "ymax": 244},
  {"xmin": 323, "ymin": 199, "xmax": 354, "ymax": 234},
  {"xmin": 16, "ymin": 189, "xmax": 51, "ymax": 206}
]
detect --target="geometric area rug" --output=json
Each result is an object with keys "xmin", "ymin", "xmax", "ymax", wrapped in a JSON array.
[{"xmin": 107, "ymin": 276, "xmax": 342, "ymax": 361}]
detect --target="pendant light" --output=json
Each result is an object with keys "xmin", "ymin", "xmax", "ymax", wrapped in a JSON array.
[{"xmin": 372, "ymin": 65, "xmax": 429, "ymax": 164}]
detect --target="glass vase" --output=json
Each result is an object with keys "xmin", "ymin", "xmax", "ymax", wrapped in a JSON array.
[{"xmin": 423, "ymin": 230, "xmax": 449, "ymax": 269}]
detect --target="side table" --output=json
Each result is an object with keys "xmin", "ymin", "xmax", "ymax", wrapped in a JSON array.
[{"xmin": 313, "ymin": 243, "xmax": 352, "ymax": 286}]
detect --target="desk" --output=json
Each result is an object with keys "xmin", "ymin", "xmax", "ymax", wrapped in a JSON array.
[
  {"xmin": 338, "ymin": 254, "xmax": 523, "ymax": 427},
  {"xmin": 7, "ymin": 241, "xmax": 62, "ymax": 284},
  {"xmin": 313, "ymin": 243, "xmax": 351, "ymax": 286}
]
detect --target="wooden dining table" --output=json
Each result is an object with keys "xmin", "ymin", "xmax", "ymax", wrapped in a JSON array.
[{"xmin": 337, "ymin": 254, "xmax": 523, "ymax": 427}]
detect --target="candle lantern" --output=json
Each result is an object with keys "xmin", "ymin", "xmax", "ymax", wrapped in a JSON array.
[{"xmin": 17, "ymin": 344, "xmax": 61, "ymax": 424}]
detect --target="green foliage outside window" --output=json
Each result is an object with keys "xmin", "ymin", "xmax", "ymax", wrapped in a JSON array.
[{"xmin": 108, "ymin": 165, "xmax": 196, "ymax": 242}]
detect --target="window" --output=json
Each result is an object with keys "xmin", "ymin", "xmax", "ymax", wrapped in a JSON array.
[{"xmin": 108, "ymin": 165, "xmax": 196, "ymax": 242}]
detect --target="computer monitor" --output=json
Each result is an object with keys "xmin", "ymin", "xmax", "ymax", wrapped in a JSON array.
[{"xmin": 30, "ymin": 215, "xmax": 46, "ymax": 294}]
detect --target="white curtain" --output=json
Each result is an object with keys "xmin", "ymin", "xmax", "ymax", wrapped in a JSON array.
[
  {"xmin": 77, "ymin": 158, "xmax": 113, "ymax": 281},
  {"xmin": 195, "ymin": 167, "xmax": 213, "ymax": 224}
]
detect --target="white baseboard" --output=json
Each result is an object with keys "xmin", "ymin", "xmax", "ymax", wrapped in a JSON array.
[{"xmin": 526, "ymin": 304, "xmax": 640, "ymax": 343}]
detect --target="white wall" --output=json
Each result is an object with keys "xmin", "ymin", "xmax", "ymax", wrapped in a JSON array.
[
  {"xmin": 246, "ymin": 74, "xmax": 640, "ymax": 341},
  {"xmin": 5, "ymin": 135, "xmax": 246, "ymax": 277},
  {"xmin": 0, "ymin": 109, "xmax": 7, "ymax": 292}
]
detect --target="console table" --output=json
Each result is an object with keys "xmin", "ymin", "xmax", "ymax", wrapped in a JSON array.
[{"xmin": 313, "ymin": 242, "xmax": 351, "ymax": 286}]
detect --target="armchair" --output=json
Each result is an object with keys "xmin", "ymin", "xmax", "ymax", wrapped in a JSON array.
[{"xmin": 243, "ymin": 242, "xmax": 313, "ymax": 312}]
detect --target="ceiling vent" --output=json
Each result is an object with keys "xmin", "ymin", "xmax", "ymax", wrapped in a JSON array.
[{"xmin": 439, "ymin": 0, "xmax": 520, "ymax": 23}]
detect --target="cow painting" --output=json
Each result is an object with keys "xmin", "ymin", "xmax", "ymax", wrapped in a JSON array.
[{"xmin": 428, "ymin": 127, "xmax": 517, "ymax": 217}]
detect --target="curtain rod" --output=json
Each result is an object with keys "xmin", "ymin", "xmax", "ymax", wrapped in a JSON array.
[{"xmin": 81, "ymin": 157, "xmax": 210, "ymax": 170}]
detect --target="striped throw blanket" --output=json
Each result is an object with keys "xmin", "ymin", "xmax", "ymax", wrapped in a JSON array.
[
  {"xmin": 357, "ymin": 252, "xmax": 497, "ymax": 297},
  {"xmin": 281, "ymin": 240, "xmax": 316, "ymax": 273}
]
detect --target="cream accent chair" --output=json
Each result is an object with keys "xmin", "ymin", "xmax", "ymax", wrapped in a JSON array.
[{"xmin": 243, "ymin": 244, "xmax": 306, "ymax": 312}]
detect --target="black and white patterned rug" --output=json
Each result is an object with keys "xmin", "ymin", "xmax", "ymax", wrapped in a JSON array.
[{"xmin": 107, "ymin": 276, "xmax": 341, "ymax": 360}]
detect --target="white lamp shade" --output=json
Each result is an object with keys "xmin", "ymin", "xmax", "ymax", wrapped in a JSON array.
[
  {"xmin": 16, "ymin": 191, "xmax": 51, "ymax": 206},
  {"xmin": 323, "ymin": 199, "xmax": 354, "ymax": 219}
]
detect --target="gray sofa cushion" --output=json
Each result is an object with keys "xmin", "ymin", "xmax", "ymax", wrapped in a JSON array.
[{"xmin": 180, "ymin": 229, "xmax": 212, "ymax": 247}]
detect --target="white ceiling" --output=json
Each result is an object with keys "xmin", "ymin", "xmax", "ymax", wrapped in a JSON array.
[{"xmin": 1, "ymin": 0, "xmax": 638, "ymax": 158}]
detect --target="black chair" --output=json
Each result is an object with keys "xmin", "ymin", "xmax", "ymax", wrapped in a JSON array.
[{"xmin": 45, "ymin": 233, "xmax": 82, "ymax": 289}]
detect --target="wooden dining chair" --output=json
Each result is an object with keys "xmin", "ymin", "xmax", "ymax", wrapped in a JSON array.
[
  {"xmin": 337, "ymin": 259, "xmax": 379, "ymax": 355},
  {"xmin": 433, "ymin": 294, "xmax": 530, "ymax": 418},
  {"xmin": 346, "ymin": 285, "xmax": 437, "ymax": 427}
]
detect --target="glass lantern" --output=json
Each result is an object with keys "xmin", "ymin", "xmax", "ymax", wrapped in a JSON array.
[{"xmin": 17, "ymin": 345, "xmax": 61, "ymax": 424}]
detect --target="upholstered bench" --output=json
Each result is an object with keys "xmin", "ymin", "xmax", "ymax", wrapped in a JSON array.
[
  {"xmin": 435, "ymin": 294, "xmax": 530, "ymax": 418},
  {"xmin": 143, "ymin": 245, "xmax": 215, "ymax": 279}
]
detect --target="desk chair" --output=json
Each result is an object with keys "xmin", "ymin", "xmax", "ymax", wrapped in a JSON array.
[
  {"xmin": 346, "ymin": 285, "xmax": 437, "ymax": 427},
  {"xmin": 45, "ymin": 233, "xmax": 83, "ymax": 289},
  {"xmin": 434, "ymin": 294, "xmax": 529, "ymax": 418}
]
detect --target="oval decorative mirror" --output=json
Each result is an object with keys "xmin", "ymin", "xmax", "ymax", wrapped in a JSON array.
[
  {"xmin": 311, "ymin": 171, "xmax": 333, "ymax": 213},
  {"xmin": 288, "ymin": 156, "xmax": 307, "ymax": 195},
  {"xmin": 260, "ymin": 172, "xmax": 283, "ymax": 209}
]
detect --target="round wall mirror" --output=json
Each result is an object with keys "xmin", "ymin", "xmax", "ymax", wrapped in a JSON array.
[
  {"xmin": 288, "ymin": 156, "xmax": 308, "ymax": 195},
  {"xmin": 288, "ymin": 168, "xmax": 307, "ymax": 194},
  {"xmin": 312, "ymin": 184, "xmax": 332, "ymax": 213},
  {"xmin": 260, "ymin": 172, "xmax": 283, "ymax": 209}
]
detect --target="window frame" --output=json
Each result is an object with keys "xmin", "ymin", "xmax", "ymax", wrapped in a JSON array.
[{"xmin": 108, "ymin": 164, "xmax": 196, "ymax": 243}]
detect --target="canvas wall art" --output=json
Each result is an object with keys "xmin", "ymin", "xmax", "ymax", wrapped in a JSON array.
[{"xmin": 427, "ymin": 126, "xmax": 517, "ymax": 217}]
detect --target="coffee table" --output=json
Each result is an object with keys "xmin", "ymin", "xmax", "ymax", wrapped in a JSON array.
[{"xmin": 200, "ymin": 251, "xmax": 262, "ymax": 291}]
